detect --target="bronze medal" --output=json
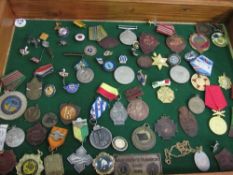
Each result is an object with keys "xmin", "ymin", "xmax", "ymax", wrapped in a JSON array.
[
  {"xmin": 127, "ymin": 99, "xmax": 149, "ymax": 121},
  {"xmin": 0, "ymin": 150, "xmax": 16, "ymax": 175},
  {"xmin": 26, "ymin": 123, "xmax": 47, "ymax": 146},
  {"xmin": 215, "ymin": 148, "xmax": 233, "ymax": 171},
  {"xmin": 42, "ymin": 112, "xmax": 58, "ymax": 128},
  {"xmin": 26, "ymin": 77, "xmax": 42, "ymax": 100},
  {"xmin": 60, "ymin": 103, "xmax": 80, "ymax": 124},
  {"xmin": 137, "ymin": 56, "xmax": 153, "ymax": 68},
  {"xmin": 166, "ymin": 34, "xmax": 186, "ymax": 53},
  {"xmin": 139, "ymin": 33, "xmax": 159, "ymax": 54},
  {"xmin": 98, "ymin": 36, "xmax": 119, "ymax": 49},
  {"xmin": 24, "ymin": 104, "xmax": 40, "ymax": 122},
  {"xmin": 132, "ymin": 123, "xmax": 156, "ymax": 151},
  {"xmin": 179, "ymin": 106, "xmax": 198, "ymax": 137}
]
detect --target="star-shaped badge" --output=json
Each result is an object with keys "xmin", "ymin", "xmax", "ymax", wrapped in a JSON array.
[{"xmin": 152, "ymin": 53, "xmax": 168, "ymax": 70}]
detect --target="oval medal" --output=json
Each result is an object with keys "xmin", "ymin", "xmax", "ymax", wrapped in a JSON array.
[
  {"xmin": 188, "ymin": 95, "xmax": 205, "ymax": 114},
  {"xmin": 137, "ymin": 56, "xmax": 153, "ymax": 68},
  {"xmin": 89, "ymin": 125, "xmax": 112, "ymax": 150},
  {"xmin": 194, "ymin": 151, "xmax": 210, "ymax": 172},
  {"xmin": 0, "ymin": 91, "xmax": 27, "ymax": 120},
  {"xmin": 209, "ymin": 116, "xmax": 227, "ymax": 135},
  {"xmin": 24, "ymin": 105, "xmax": 40, "ymax": 122},
  {"xmin": 5, "ymin": 127, "xmax": 25, "ymax": 148},
  {"xmin": 132, "ymin": 123, "xmax": 156, "ymax": 151}
]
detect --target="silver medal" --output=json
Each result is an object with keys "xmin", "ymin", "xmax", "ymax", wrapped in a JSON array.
[
  {"xmin": 89, "ymin": 125, "xmax": 112, "ymax": 150},
  {"xmin": 188, "ymin": 95, "xmax": 205, "ymax": 114},
  {"xmin": 170, "ymin": 65, "xmax": 190, "ymax": 84},
  {"xmin": 194, "ymin": 151, "xmax": 210, "ymax": 172},
  {"xmin": 110, "ymin": 101, "xmax": 128, "ymax": 125},
  {"xmin": 119, "ymin": 30, "xmax": 137, "ymax": 45},
  {"xmin": 76, "ymin": 68, "xmax": 94, "ymax": 84},
  {"xmin": 5, "ymin": 126, "xmax": 25, "ymax": 148},
  {"xmin": 114, "ymin": 66, "xmax": 135, "ymax": 84}
]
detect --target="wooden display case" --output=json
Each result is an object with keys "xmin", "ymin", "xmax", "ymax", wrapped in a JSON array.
[{"xmin": 0, "ymin": 0, "xmax": 233, "ymax": 174}]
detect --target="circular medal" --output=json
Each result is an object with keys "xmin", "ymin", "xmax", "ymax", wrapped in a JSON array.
[
  {"xmin": 137, "ymin": 56, "xmax": 153, "ymax": 68},
  {"xmin": 119, "ymin": 30, "xmax": 137, "ymax": 45},
  {"xmin": 211, "ymin": 32, "xmax": 227, "ymax": 47},
  {"xmin": 188, "ymin": 95, "xmax": 205, "ymax": 114},
  {"xmin": 209, "ymin": 116, "xmax": 227, "ymax": 135},
  {"xmin": 114, "ymin": 66, "xmax": 135, "ymax": 84},
  {"xmin": 127, "ymin": 99, "xmax": 149, "ymax": 121},
  {"xmin": 0, "ymin": 91, "xmax": 27, "ymax": 120},
  {"xmin": 26, "ymin": 123, "xmax": 47, "ymax": 146},
  {"xmin": 196, "ymin": 23, "xmax": 213, "ymax": 36},
  {"xmin": 103, "ymin": 60, "xmax": 116, "ymax": 72},
  {"xmin": 189, "ymin": 33, "xmax": 210, "ymax": 53},
  {"xmin": 154, "ymin": 116, "xmax": 176, "ymax": 140},
  {"xmin": 16, "ymin": 152, "xmax": 44, "ymax": 175},
  {"xmin": 191, "ymin": 73, "xmax": 210, "ymax": 91},
  {"xmin": 110, "ymin": 101, "xmax": 128, "ymax": 125},
  {"xmin": 42, "ymin": 112, "xmax": 58, "ymax": 128},
  {"xmin": 167, "ymin": 54, "xmax": 181, "ymax": 66},
  {"xmin": 15, "ymin": 18, "xmax": 26, "ymax": 27},
  {"xmin": 89, "ymin": 125, "xmax": 112, "ymax": 150},
  {"xmin": 84, "ymin": 45, "xmax": 97, "ymax": 56},
  {"xmin": 93, "ymin": 152, "xmax": 115, "ymax": 175},
  {"xmin": 5, "ymin": 127, "xmax": 25, "ymax": 148},
  {"xmin": 170, "ymin": 65, "xmax": 190, "ymax": 84},
  {"xmin": 75, "ymin": 33, "xmax": 85, "ymax": 41},
  {"xmin": 112, "ymin": 136, "xmax": 128, "ymax": 152},
  {"xmin": 0, "ymin": 150, "xmax": 16, "ymax": 175},
  {"xmin": 166, "ymin": 35, "xmax": 186, "ymax": 53},
  {"xmin": 44, "ymin": 84, "xmax": 56, "ymax": 97},
  {"xmin": 58, "ymin": 27, "xmax": 69, "ymax": 37},
  {"xmin": 194, "ymin": 151, "xmax": 210, "ymax": 172},
  {"xmin": 76, "ymin": 68, "xmax": 94, "ymax": 83},
  {"xmin": 132, "ymin": 123, "xmax": 156, "ymax": 151},
  {"xmin": 157, "ymin": 86, "xmax": 175, "ymax": 103},
  {"xmin": 24, "ymin": 105, "xmax": 40, "ymax": 122},
  {"xmin": 60, "ymin": 104, "xmax": 80, "ymax": 124},
  {"xmin": 184, "ymin": 50, "xmax": 198, "ymax": 62}
]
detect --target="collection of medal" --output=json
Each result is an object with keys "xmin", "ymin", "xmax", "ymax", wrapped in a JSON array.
[{"xmin": 0, "ymin": 19, "xmax": 232, "ymax": 175}]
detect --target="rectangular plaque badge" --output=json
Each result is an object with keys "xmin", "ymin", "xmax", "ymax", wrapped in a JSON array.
[{"xmin": 114, "ymin": 154, "xmax": 163, "ymax": 175}]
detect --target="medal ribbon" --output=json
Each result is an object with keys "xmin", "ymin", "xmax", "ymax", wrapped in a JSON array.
[
  {"xmin": 90, "ymin": 96, "xmax": 108, "ymax": 120},
  {"xmin": 0, "ymin": 124, "xmax": 8, "ymax": 151},
  {"xmin": 73, "ymin": 118, "xmax": 89, "ymax": 143}
]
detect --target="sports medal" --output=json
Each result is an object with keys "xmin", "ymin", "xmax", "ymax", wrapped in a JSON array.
[
  {"xmin": 16, "ymin": 151, "xmax": 44, "ymax": 175},
  {"xmin": 154, "ymin": 116, "xmax": 176, "ymax": 140},
  {"xmin": 0, "ymin": 91, "xmax": 27, "ymax": 120},
  {"xmin": 60, "ymin": 103, "xmax": 80, "ymax": 124},
  {"xmin": 67, "ymin": 145, "xmax": 93, "ymax": 173},
  {"xmin": 5, "ymin": 126, "xmax": 25, "ymax": 148},
  {"xmin": 132, "ymin": 123, "xmax": 156, "ymax": 151},
  {"xmin": 93, "ymin": 152, "xmax": 115, "ymax": 175},
  {"xmin": 110, "ymin": 101, "xmax": 128, "ymax": 125},
  {"xmin": 48, "ymin": 126, "xmax": 68, "ymax": 151}
]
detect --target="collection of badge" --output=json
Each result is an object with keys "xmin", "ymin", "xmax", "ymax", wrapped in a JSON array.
[{"xmin": 0, "ymin": 20, "xmax": 232, "ymax": 175}]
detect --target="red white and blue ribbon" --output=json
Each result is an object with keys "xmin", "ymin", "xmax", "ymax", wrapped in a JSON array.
[{"xmin": 90, "ymin": 96, "xmax": 108, "ymax": 120}]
